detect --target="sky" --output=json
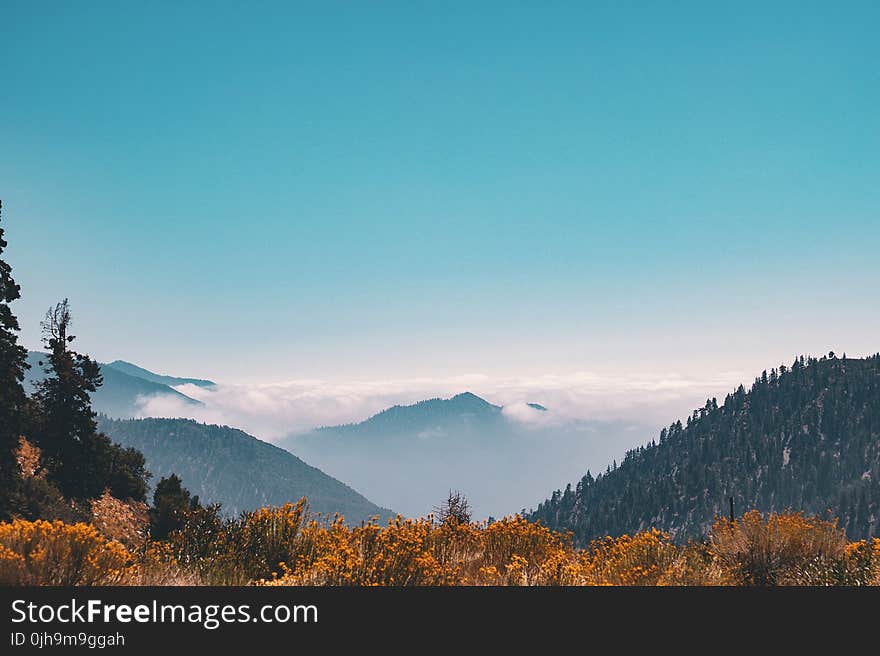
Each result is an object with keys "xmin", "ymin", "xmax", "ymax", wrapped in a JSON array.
[{"xmin": 1, "ymin": 2, "xmax": 878, "ymax": 429}]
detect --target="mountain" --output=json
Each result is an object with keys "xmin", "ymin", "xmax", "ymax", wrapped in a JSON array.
[
  {"xmin": 98, "ymin": 416, "xmax": 392, "ymax": 522},
  {"xmin": 528, "ymin": 354, "xmax": 880, "ymax": 544},
  {"xmin": 319, "ymin": 392, "xmax": 504, "ymax": 436},
  {"xmin": 282, "ymin": 392, "xmax": 651, "ymax": 520},
  {"xmin": 104, "ymin": 360, "xmax": 215, "ymax": 388},
  {"xmin": 24, "ymin": 352, "xmax": 202, "ymax": 418}
]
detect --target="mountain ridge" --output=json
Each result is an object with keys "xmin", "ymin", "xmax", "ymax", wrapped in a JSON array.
[
  {"xmin": 98, "ymin": 416, "xmax": 393, "ymax": 522},
  {"xmin": 24, "ymin": 351, "xmax": 202, "ymax": 418},
  {"xmin": 528, "ymin": 354, "xmax": 880, "ymax": 543},
  {"xmin": 283, "ymin": 391, "xmax": 649, "ymax": 520},
  {"xmin": 104, "ymin": 360, "xmax": 215, "ymax": 388},
  {"xmin": 315, "ymin": 391, "xmax": 503, "ymax": 435}
]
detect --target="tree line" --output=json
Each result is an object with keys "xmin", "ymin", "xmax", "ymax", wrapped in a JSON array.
[
  {"xmin": 530, "ymin": 352, "xmax": 880, "ymax": 543},
  {"xmin": 0, "ymin": 200, "xmax": 193, "ymax": 536}
]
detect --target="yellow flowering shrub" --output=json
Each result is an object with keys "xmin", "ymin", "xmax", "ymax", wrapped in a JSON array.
[
  {"xmin": 708, "ymin": 510, "xmax": 858, "ymax": 585},
  {"xmin": 0, "ymin": 519, "xmax": 133, "ymax": 585},
  {"xmin": 656, "ymin": 541, "xmax": 734, "ymax": 586},
  {"xmin": 256, "ymin": 510, "xmax": 880, "ymax": 587},
  {"xmin": 476, "ymin": 516, "xmax": 572, "ymax": 585},
  {"xmin": 579, "ymin": 529, "xmax": 679, "ymax": 586},
  {"xmin": 4, "ymin": 507, "xmax": 875, "ymax": 587},
  {"xmin": 874, "ymin": 539, "xmax": 880, "ymax": 585},
  {"xmin": 276, "ymin": 516, "xmax": 458, "ymax": 586}
]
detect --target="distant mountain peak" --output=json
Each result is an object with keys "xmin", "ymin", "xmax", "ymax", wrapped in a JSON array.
[
  {"xmin": 104, "ymin": 360, "xmax": 215, "ymax": 388},
  {"xmin": 449, "ymin": 391, "xmax": 496, "ymax": 408},
  {"xmin": 316, "ymin": 392, "xmax": 501, "ymax": 434},
  {"xmin": 527, "ymin": 403, "xmax": 548, "ymax": 412},
  {"xmin": 24, "ymin": 351, "xmax": 202, "ymax": 418}
]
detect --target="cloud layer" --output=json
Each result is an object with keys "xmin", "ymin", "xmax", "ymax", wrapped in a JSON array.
[{"xmin": 132, "ymin": 369, "xmax": 749, "ymax": 443}]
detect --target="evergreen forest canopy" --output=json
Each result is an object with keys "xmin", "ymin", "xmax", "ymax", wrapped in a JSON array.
[
  {"xmin": 529, "ymin": 353, "xmax": 880, "ymax": 543},
  {"xmin": 97, "ymin": 416, "xmax": 391, "ymax": 521}
]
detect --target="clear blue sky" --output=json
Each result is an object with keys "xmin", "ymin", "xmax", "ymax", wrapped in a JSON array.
[{"xmin": 1, "ymin": 1, "xmax": 878, "ymax": 383}]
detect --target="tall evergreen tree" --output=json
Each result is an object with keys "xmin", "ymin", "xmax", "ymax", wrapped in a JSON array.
[
  {"xmin": 150, "ymin": 474, "xmax": 199, "ymax": 539},
  {"xmin": 0, "ymin": 200, "xmax": 30, "ymax": 519},
  {"xmin": 32, "ymin": 299, "xmax": 148, "ymax": 501}
]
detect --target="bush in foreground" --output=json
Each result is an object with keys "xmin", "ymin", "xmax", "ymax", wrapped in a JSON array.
[
  {"xmin": 0, "ymin": 507, "xmax": 878, "ymax": 586},
  {"xmin": 0, "ymin": 519, "xmax": 133, "ymax": 585}
]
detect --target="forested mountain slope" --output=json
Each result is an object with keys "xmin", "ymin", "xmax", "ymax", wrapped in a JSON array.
[
  {"xmin": 98, "ymin": 416, "xmax": 392, "ymax": 522},
  {"xmin": 529, "ymin": 354, "xmax": 880, "ymax": 543}
]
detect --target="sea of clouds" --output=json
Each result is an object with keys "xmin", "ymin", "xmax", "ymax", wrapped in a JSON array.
[{"xmin": 133, "ymin": 369, "xmax": 749, "ymax": 443}]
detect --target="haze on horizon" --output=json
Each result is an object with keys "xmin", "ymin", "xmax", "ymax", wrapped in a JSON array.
[{"xmin": 2, "ymin": 2, "xmax": 878, "ymax": 425}]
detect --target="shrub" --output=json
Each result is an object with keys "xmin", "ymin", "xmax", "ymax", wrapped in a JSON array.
[
  {"xmin": 0, "ymin": 519, "xmax": 133, "ymax": 585},
  {"xmin": 477, "ymin": 515, "xmax": 571, "ymax": 585},
  {"xmin": 90, "ymin": 490, "xmax": 150, "ymax": 550},
  {"xmin": 279, "ymin": 515, "xmax": 453, "ymax": 586},
  {"xmin": 579, "ymin": 529, "xmax": 680, "ymax": 586},
  {"xmin": 657, "ymin": 540, "xmax": 733, "ymax": 586},
  {"xmin": 164, "ymin": 500, "xmax": 311, "ymax": 585},
  {"xmin": 709, "ymin": 510, "xmax": 853, "ymax": 585},
  {"xmin": 10, "ymin": 506, "xmax": 871, "ymax": 587}
]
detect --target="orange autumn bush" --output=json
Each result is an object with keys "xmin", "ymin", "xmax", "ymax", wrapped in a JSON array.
[
  {"xmin": 0, "ymin": 519, "xmax": 133, "ymax": 585},
  {"xmin": 579, "ymin": 529, "xmax": 679, "ymax": 586},
  {"xmin": 90, "ymin": 490, "xmax": 150, "ymax": 551},
  {"xmin": 262, "ymin": 514, "xmax": 673, "ymax": 586},
  {"xmin": 259, "ymin": 509, "xmax": 880, "ymax": 587},
  {"xmin": 285, "ymin": 516, "xmax": 450, "ymax": 585},
  {"xmin": 708, "ymin": 510, "xmax": 864, "ymax": 585},
  {"xmin": 2, "ymin": 505, "xmax": 878, "ymax": 586},
  {"xmin": 470, "ymin": 515, "xmax": 575, "ymax": 585}
]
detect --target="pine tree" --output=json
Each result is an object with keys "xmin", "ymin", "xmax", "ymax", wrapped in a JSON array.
[
  {"xmin": 32, "ymin": 299, "xmax": 148, "ymax": 501},
  {"xmin": 434, "ymin": 490, "xmax": 472, "ymax": 526},
  {"xmin": 0, "ymin": 200, "xmax": 30, "ymax": 519},
  {"xmin": 150, "ymin": 474, "xmax": 199, "ymax": 539}
]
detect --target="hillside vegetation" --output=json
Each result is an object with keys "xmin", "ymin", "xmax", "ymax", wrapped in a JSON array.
[
  {"xmin": 530, "ymin": 354, "xmax": 880, "ymax": 543},
  {"xmin": 98, "ymin": 416, "xmax": 391, "ymax": 522},
  {"xmin": 2, "ymin": 503, "xmax": 878, "ymax": 586}
]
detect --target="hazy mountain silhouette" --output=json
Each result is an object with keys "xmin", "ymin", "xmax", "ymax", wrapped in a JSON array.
[
  {"xmin": 282, "ymin": 392, "xmax": 651, "ymax": 520},
  {"xmin": 24, "ymin": 351, "xmax": 202, "ymax": 418},
  {"xmin": 104, "ymin": 360, "xmax": 215, "ymax": 388}
]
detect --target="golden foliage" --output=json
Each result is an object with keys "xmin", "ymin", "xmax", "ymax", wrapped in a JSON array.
[
  {"xmin": 2, "ymin": 508, "xmax": 878, "ymax": 586},
  {"xmin": 708, "ymin": 510, "xmax": 863, "ymax": 585},
  {"xmin": 262, "ymin": 515, "xmax": 677, "ymax": 586},
  {"xmin": 579, "ymin": 529, "xmax": 679, "ymax": 586},
  {"xmin": 0, "ymin": 519, "xmax": 133, "ymax": 585},
  {"xmin": 90, "ymin": 490, "xmax": 150, "ymax": 550},
  {"xmin": 16, "ymin": 437, "xmax": 42, "ymax": 478},
  {"xmin": 259, "ymin": 510, "xmax": 880, "ymax": 587}
]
